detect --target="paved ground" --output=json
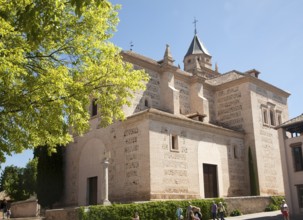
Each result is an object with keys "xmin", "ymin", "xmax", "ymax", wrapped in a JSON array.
[{"xmin": 224, "ymin": 210, "xmax": 302, "ymax": 220}]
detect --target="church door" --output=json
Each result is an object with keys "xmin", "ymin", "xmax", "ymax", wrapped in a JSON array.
[
  {"xmin": 203, "ymin": 164, "xmax": 218, "ymax": 198},
  {"xmin": 88, "ymin": 176, "xmax": 98, "ymax": 205}
]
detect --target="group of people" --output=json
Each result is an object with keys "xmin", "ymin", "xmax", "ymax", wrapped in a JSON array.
[
  {"xmin": 185, "ymin": 202, "xmax": 202, "ymax": 220},
  {"xmin": 211, "ymin": 201, "xmax": 226, "ymax": 220},
  {"xmin": 175, "ymin": 201, "xmax": 226, "ymax": 220},
  {"xmin": 136, "ymin": 198, "xmax": 290, "ymax": 220},
  {"xmin": 175, "ymin": 202, "xmax": 203, "ymax": 220},
  {"xmin": 0, "ymin": 199, "xmax": 11, "ymax": 219}
]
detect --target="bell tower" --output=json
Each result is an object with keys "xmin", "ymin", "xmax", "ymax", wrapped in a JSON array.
[{"xmin": 183, "ymin": 19, "xmax": 212, "ymax": 73}]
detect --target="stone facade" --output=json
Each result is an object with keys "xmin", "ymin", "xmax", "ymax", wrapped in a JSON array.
[
  {"xmin": 63, "ymin": 34, "xmax": 290, "ymax": 206},
  {"xmin": 277, "ymin": 114, "xmax": 303, "ymax": 215}
]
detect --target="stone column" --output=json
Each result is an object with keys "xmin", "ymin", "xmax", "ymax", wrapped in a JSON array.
[{"xmin": 101, "ymin": 158, "xmax": 111, "ymax": 205}]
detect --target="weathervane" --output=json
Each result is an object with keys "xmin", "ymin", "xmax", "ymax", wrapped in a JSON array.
[{"xmin": 193, "ymin": 17, "xmax": 198, "ymax": 35}]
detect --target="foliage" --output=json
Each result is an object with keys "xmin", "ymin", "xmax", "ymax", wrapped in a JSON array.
[
  {"xmin": 229, "ymin": 209, "xmax": 242, "ymax": 216},
  {"xmin": 0, "ymin": 0, "xmax": 148, "ymax": 161},
  {"xmin": 34, "ymin": 145, "xmax": 64, "ymax": 208},
  {"xmin": 265, "ymin": 196, "xmax": 285, "ymax": 212},
  {"xmin": 23, "ymin": 157, "xmax": 38, "ymax": 196},
  {"xmin": 0, "ymin": 159, "xmax": 37, "ymax": 201},
  {"xmin": 78, "ymin": 199, "xmax": 223, "ymax": 220},
  {"xmin": 248, "ymin": 146, "xmax": 259, "ymax": 195}
]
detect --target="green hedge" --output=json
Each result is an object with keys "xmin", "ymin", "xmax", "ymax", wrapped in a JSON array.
[
  {"xmin": 78, "ymin": 199, "xmax": 224, "ymax": 220},
  {"xmin": 264, "ymin": 196, "xmax": 285, "ymax": 211}
]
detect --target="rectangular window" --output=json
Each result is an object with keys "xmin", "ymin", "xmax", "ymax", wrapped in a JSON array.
[
  {"xmin": 292, "ymin": 144, "xmax": 303, "ymax": 171},
  {"xmin": 171, "ymin": 135, "xmax": 179, "ymax": 151},
  {"xmin": 297, "ymin": 184, "xmax": 303, "ymax": 208},
  {"xmin": 276, "ymin": 111, "xmax": 282, "ymax": 125},
  {"xmin": 269, "ymin": 109, "xmax": 275, "ymax": 126},
  {"xmin": 262, "ymin": 108, "xmax": 268, "ymax": 125}
]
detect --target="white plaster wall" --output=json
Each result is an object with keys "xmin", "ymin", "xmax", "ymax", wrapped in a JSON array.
[
  {"xmin": 78, "ymin": 138, "xmax": 106, "ymax": 206},
  {"xmin": 198, "ymin": 140, "xmax": 221, "ymax": 198}
]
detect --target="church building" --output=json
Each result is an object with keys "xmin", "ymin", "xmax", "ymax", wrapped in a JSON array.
[{"xmin": 63, "ymin": 32, "xmax": 290, "ymax": 206}]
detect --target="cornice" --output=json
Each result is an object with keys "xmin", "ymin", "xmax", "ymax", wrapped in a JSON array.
[
  {"xmin": 126, "ymin": 108, "xmax": 244, "ymax": 138},
  {"xmin": 214, "ymin": 75, "xmax": 290, "ymax": 98}
]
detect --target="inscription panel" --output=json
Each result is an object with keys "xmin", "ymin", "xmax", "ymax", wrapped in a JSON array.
[
  {"xmin": 160, "ymin": 126, "xmax": 189, "ymax": 194},
  {"xmin": 259, "ymin": 128, "xmax": 279, "ymax": 193},
  {"xmin": 123, "ymin": 127, "xmax": 140, "ymax": 191},
  {"xmin": 217, "ymin": 86, "xmax": 243, "ymax": 130},
  {"xmin": 175, "ymin": 79, "xmax": 190, "ymax": 114},
  {"xmin": 133, "ymin": 69, "xmax": 161, "ymax": 112},
  {"xmin": 227, "ymin": 149, "xmax": 246, "ymax": 195}
]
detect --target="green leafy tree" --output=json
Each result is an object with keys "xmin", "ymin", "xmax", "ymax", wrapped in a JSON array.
[
  {"xmin": 23, "ymin": 158, "xmax": 38, "ymax": 196},
  {"xmin": 0, "ymin": 0, "xmax": 148, "ymax": 161},
  {"xmin": 0, "ymin": 161, "xmax": 37, "ymax": 201},
  {"xmin": 34, "ymin": 145, "xmax": 64, "ymax": 208}
]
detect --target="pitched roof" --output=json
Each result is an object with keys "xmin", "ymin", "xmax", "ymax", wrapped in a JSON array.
[
  {"xmin": 276, "ymin": 113, "xmax": 303, "ymax": 133},
  {"xmin": 184, "ymin": 34, "xmax": 211, "ymax": 57}
]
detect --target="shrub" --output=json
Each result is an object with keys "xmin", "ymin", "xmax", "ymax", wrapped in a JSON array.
[
  {"xmin": 264, "ymin": 196, "xmax": 285, "ymax": 212},
  {"xmin": 78, "ymin": 199, "xmax": 224, "ymax": 220},
  {"xmin": 229, "ymin": 209, "xmax": 242, "ymax": 216}
]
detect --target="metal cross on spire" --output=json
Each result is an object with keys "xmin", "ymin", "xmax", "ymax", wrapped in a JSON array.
[
  {"xmin": 130, "ymin": 41, "xmax": 134, "ymax": 51},
  {"xmin": 193, "ymin": 17, "xmax": 198, "ymax": 35}
]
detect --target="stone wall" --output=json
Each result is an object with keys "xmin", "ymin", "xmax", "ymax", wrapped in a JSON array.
[
  {"xmin": 45, "ymin": 207, "xmax": 79, "ymax": 220},
  {"xmin": 224, "ymin": 196, "xmax": 272, "ymax": 214},
  {"xmin": 44, "ymin": 196, "xmax": 273, "ymax": 220},
  {"xmin": 10, "ymin": 199, "xmax": 40, "ymax": 218}
]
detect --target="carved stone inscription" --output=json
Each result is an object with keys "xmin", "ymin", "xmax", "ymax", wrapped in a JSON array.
[
  {"xmin": 259, "ymin": 129, "xmax": 278, "ymax": 193},
  {"xmin": 124, "ymin": 127, "xmax": 140, "ymax": 189},
  {"xmin": 175, "ymin": 79, "xmax": 190, "ymax": 114},
  {"xmin": 227, "ymin": 145, "xmax": 246, "ymax": 195},
  {"xmin": 161, "ymin": 126, "xmax": 189, "ymax": 194},
  {"xmin": 134, "ymin": 70, "xmax": 160, "ymax": 112},
  {"xmin": 217, "ymin": 87, "xmax": 243, "ymax": 130}
]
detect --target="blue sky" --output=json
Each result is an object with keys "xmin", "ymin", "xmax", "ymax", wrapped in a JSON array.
[{"xmin": 2, "ymin": 0, "xmax": 302, "ymax": 169}]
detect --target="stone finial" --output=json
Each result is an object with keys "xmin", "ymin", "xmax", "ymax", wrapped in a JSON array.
[
  {"xmin": 215, "ymin": 62, "xmax": 218, "ymax": 72},
  {"xmin": 163, "ymin": 44, "xmax": 174, "ymax": 65}
]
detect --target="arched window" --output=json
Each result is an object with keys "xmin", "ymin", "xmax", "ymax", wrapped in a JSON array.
[
  {"xmin": 91, "ymin": 99, "xmax": 98, "ymax": 116},
  {"xmin": 144, "ymin": 99, "xmax": 149, "ymax": 107}
]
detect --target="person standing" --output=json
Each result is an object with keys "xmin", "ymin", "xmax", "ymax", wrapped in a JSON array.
[
  {"xmin": 211, "ymin": 201, "xmax": 218, "ymax": 220},
  {"xmin": 217, "ymin": 202, "xmax": 225, "ymax": 220},
  {"xmin": 280, "ymin": 199, "xmax": 290, "ymax": 220},
  {"xmin": 6, "ymin": 209, "xmax": 11, "ymax": 219},
  {"xmin": 176, "ymin": 206, "xmax": 184, "ymax": 220},
  {"xmin": 186, "ymin": 202, "xmax": 192, "ymax": 220},
  {"xmin": 132, "ymin": 211, "xmax": 139, "ymax": 220},
  {"xmin": 1, "ymin": 199, "xmax": 7, "ymax": 219},
  {"xmin": 192, "ymin": 206, "xmax": 202, "ymax": 220}
]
